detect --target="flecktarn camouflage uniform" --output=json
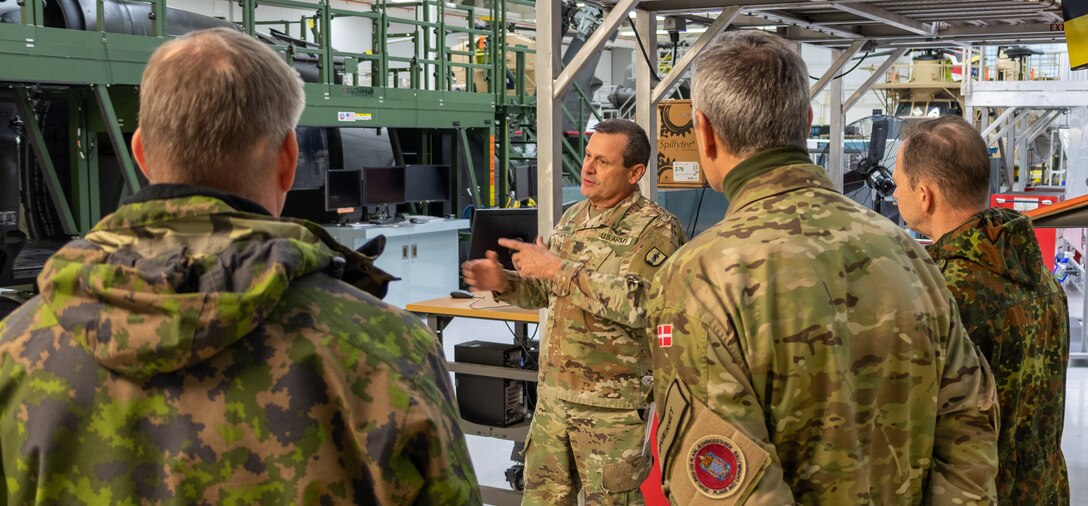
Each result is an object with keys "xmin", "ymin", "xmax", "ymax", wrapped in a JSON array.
[
  {"xmin": 496, "ymin": 190, "xmax": 685, "ymax": 505},
  {"xmin": 0, "ymin": 185, "xmax": 481, "ymax": 505},
  {"xmin": 929, "ymin": 207, "xmax": 1069, "ymax": 505},
  {"xmin": 647, "ymin": 148, "xmax": 999, "ymax": 505}
]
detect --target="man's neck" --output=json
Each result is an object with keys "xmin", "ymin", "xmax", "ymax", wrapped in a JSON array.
[
  {"xmin": 589, "ymin": 188, "xmax": 636, "ymax": 210},
  {"xmin": 929, "ymin": 207, "xmax": 985, "ymax": 242}
]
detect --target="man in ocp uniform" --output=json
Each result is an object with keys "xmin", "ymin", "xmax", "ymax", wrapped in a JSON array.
[
  {"xmin": 646, "ymin": 30, "xmax": 999, "ymax": 504},
  {"xmin": 463, "ymin": 119, "xmax": 685, "ymax": 504}
]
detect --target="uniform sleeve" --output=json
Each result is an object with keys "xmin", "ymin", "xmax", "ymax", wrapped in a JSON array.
[
  {"xmin": 495, "ymin": 269, "xmax": 550, "ymax": 309},
  {"xmin": 649, "ymin": 302, "xmax": 796, "ymax": 504},
  {"xmin": 562, "ymin": 218, "xmax": 685, "ymax": 329},
  {"xmin": 929, "ymin": 302, "xmax": 999, "ymax": 504},
  {"xmin": 401, "ymin": 340, "xmax": 483, "ymax": 505}
]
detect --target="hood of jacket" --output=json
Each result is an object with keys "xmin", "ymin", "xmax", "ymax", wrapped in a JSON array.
[
  {"xmin": 36, "ymin": 191, "xmax": 388, "ymax": 379},
  {"xmin": 927, "ymin": 207, "xmax": 1047, "ymax": 288}
]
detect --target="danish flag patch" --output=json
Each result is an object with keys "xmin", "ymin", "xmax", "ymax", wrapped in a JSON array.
[{"xmin": 657, "ymin": 324, "xmax": 673, "ymax": 348}]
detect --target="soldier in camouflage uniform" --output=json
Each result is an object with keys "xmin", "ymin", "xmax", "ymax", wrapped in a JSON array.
[
  {"xmin": 645, "ymin": 31, "xmax": 999, "ymax": 505},
  {"xmin": 894, "ymin": 115, "xmax": 1070, "ymax": 505},
  {"xmin": 0, "ymin": 28, "xmax": 480, "ymax": 505},
  {"xmin": 462, "ymin": 119, "xmax": 685, "ymax": 505}
]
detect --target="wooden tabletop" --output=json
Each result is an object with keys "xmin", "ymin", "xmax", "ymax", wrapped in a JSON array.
[{"xmin": 406, "ymin": 291, "xmax": 540, "ymax": 323}]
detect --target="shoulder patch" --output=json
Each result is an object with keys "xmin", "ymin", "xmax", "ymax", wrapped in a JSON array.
[
  {"xmin": 688, "ymin": 435, "xmax": 746, "ymax": 498},
  {"xmin": 645, "ymin": 247, "xmax": 668, "ymax": 267}
]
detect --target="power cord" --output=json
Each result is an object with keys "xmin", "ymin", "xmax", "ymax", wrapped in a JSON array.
[
  {"xmin": 688, "ymin": 184, "xmax": 708, "ymax": 238},
  {"xmin": 809, "ymin": 51, "xmax": 871, "ymax": 81},
  {"xmin": 628, "ymin": 18, "xmax": 661, "ymax": 82}
]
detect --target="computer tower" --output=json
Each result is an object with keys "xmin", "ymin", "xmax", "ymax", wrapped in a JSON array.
[{"xmin": 454, "ymin": 341, "xmax": 525, "ymax": 427}]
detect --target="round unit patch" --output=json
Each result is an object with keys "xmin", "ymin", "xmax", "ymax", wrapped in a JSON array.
[{"xmin": 687, "ymin": 435, "xmax": 745, "ymax": 498}]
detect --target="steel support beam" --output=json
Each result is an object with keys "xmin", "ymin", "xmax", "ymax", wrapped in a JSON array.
[
  {"xmin": 828, "ymin": 49, "xmax": 846, "ymax": 193},
  {"xmin": 634, "ymin": 9, "xmax": 657, "ymax": 197},
  {"xmin": 458, "ymin": 129, "xmax": 482, "ymax": 210},
  {"xmin": 1019, "ymin": 110, "xmax": 1063, "ymax": 146},
  {"xmin": 552, "ymin": 0, "xmax": 641, "ymax": 100},
  {"xmin": 829, "ymin": 2, "xmax": 934, "ymax": 36},
  {"xmin": 981, "ymin": 107, "xmax": 1019, "ymax": 140},
  {"xmin": 810, "ymin": 40, "xmax": 865, "ymax": 100},
  {"xmin": 93, "ymin": 85, "xmax": 142, "ymax": 195},
  {"xmin": 536, "ymin": 0, "xmax": 563, "ymax": 231},
  {"xmin": 843, "ymin": 48, "xmax": 907, "ymax": 113},
  {"xmin": 650, "ymin": 6, "xmax": 742, "ymax": 105},
  {"xmin": 13, "ymin": 87, "xmax": 79, "ymax": 236},
  {"xmin": 754, "ymin": 11, "xmax": 861, "ymax": 40}
]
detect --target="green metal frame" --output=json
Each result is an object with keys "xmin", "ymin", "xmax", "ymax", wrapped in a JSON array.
[{"xmin": 0, "ymin": 0, "xmax": 542, "ymax": 232}]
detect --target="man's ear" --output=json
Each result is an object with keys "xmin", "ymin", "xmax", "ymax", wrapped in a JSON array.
[
  {"xmin": 694, "ymin": 110, "xmax": 719, "ymax": 161},
  {"xmin": 277, "ymin": 129, "xmax": 299, "ymax": 192},
  {"xmin": 628, "ymin": 163, "xmax": 646, "ymax": 185},
  {"xmin": 131, "ymin": 128, "xmax": 153, "ymax": 181},
  {"xmin": 918, "ymin": 180, "xmax": 936, "ymax": 215}
]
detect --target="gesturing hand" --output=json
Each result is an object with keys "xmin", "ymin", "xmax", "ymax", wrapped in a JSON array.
[
  {"xmin": 499, "ymin": 236, "xmax": 562, "ymax": 280},
  {"xmin": 461, "ymin": 250, "xmax": 510, "ymax": 292}
]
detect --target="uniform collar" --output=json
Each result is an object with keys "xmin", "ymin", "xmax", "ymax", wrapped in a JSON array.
[
  {"xmin": 721, "ymin": 146, "xmax": 814, "ymax": 201},
  {"xmin": 124, "ymin": 183, "xmax": 272, "ymax": 216},
  {"xmin": 574, "ymin": 190, "xmax": 643, "ymax": 231},
  {"xmin": 726, "ymin": 160, "xmax": 837, "ymax": 218}
]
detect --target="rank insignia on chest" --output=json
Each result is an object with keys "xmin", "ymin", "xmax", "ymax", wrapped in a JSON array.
[
  {"xmin": 688, "ymin": 435, "xmax": 745, "ymax": 498},
  {"xmin": 656, "ymin": 324, "xmax": 673, "ymax": 348},
  {"xmin": 645, "ymin": 247, "xmax": 668, "ymax": 267}
]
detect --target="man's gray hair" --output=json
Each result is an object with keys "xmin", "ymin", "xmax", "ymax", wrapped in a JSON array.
[
  {"xmin": 691, "ymin": 30, "xmax": 809, "ymax": 157},
  {"xmin": 138, "ymin": 27, "xmax": 305, "ymax": 191}
]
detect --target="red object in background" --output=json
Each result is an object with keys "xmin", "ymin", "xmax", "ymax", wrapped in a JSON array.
[
  {"xmin": 991, "ymin": 192, "xmax": 1063, "ymax": 270},
  {"xmin": 641, "ymin": 415, "xmax": 669, "ymax": 505}
]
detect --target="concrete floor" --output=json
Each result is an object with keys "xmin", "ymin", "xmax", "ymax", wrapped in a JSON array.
[{"xmin": 438, "ymin": 313, "xmax": 1088, "ymax": 504}]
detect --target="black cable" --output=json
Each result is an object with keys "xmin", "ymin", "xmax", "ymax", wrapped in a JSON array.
[
  {"xmin": 628, "ymin": 18, "xmax": 661, "ymax": 82},
  {"xmin": 689, "ymin": 185, "xmax": 708, "ymax": 238},
  {"xmin": 809, "ymin": 51, "xmax": 871, "ymax": 81}
]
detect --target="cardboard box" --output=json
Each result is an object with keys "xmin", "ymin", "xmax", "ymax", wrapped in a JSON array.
[{"xmin": 657, "ymin": 100, "xmax": 705, "ymax": 188}]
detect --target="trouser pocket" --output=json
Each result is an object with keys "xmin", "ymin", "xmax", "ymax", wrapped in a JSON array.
[{"xmin": 601, "ymin": 454, "xmax": 652, "ymax": 493}]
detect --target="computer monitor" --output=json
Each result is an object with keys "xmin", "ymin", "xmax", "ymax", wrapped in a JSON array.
[
  {"xmin": 468, "ymin": 208, "xmax": 538, "ymax": 270},
  {"xmin": 324, "ymin": 169, "xmax": 362, "ymax": 211},
  {"xmin": 362, "ymin": 166, "xmax": 406, "ymax": 205},
  {"xmin": 514, "ymin": 163, "xmax": 537, "ymax": 201},
  {"xmin": 404, "ymin": 164, "xmax": 451, "ymax": 202}
]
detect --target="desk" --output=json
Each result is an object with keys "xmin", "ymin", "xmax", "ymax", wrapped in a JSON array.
[
  {"xmin": 408, "ymin": 293, "xmax": 538, "ymax": 506},
  {"xmin": 325, "ymin": 219, "xmax": 469, "ymax": 308}
]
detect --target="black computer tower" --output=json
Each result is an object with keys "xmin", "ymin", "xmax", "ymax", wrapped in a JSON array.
[{"xmin": 454, "ymin": 341, "xmax": 525, "ymax": 427}]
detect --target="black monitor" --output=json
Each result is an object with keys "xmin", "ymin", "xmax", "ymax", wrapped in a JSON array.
[
  {"xmin": 404, "ymin": 164, "xmax": 451, "ymax": 202},
  {"xmin": 324, "ymin": 169, "xmax": 362, "ymax": 210},
  {"xmin": 362, "ymin": 166, "xmax": 406, "ymax": 205},
  {"xmin": 514, "ymin": 163, "xmax": 537, "ymax": 201},
  {"xmin": 468, "ymin": 208, "xmax": 538, "ymax": 270}
]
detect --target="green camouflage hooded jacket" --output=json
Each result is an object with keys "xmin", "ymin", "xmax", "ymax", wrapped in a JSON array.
[
  {"xmin": 497, "ymin": 191, "xmax": 685, "ymax": 409},
  {"xmin": 0, "ymin": 185, "xmax": 481, "ymax": 505},
  {"xmin": 646, "ymin": 148, "xmax": 999, "ymax": 505},
  {"xmin": 928, "ymin": 207, "xmax": 1069, "ymax": 505}
]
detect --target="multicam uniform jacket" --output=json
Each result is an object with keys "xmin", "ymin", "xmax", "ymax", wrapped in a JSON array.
[
  {"xmin": 646, "ymin": 148, "xmax": 999, "ymax": 505},
  {"xmin": 929, "ymin": 207, "xmax": 1070, "ymax": 505},
  {"xmin": 0, "ymin": 185, "xmax": 481, "ymax": 505},
  {"xmin": 497, "ymin": 190, "xmax": 685, "ymax": 409}
]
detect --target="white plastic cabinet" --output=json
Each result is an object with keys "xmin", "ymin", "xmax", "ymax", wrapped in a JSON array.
[{"xmin": 324, "ymin": 219, "xmax": 469, "ymax": 308}]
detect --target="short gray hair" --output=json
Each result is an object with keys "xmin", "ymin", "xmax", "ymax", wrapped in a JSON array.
[
  {"xmin": 691, "ymin": 31, "xmax": 809, "ymax": 157},
  {"xmin": 138, "ymin": 27, "xmax": 305, "ymax": 191}
]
